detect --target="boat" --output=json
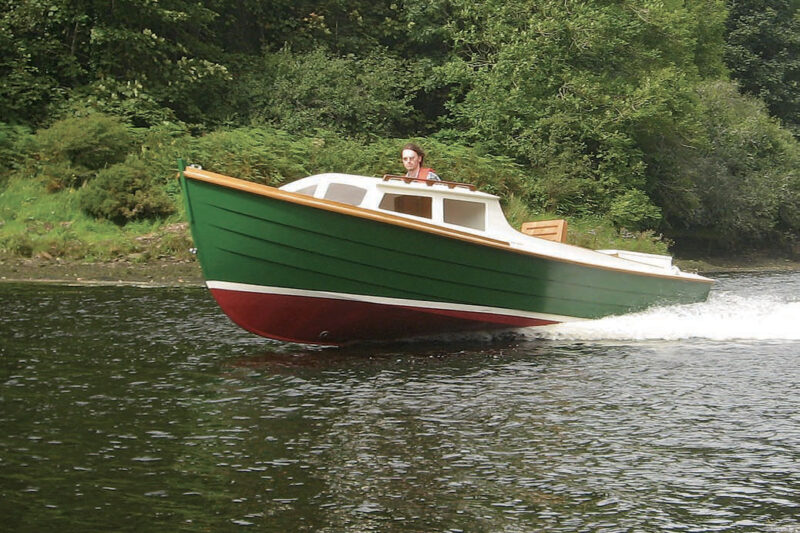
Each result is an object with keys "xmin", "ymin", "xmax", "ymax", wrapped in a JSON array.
[{"xmin": 178, "ymin": 161, "xmax": 712, "ymax": 345}]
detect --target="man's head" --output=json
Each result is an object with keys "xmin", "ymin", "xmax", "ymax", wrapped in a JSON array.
[{"xmin": 401, "ymin": 143, "xmax": 425, "ymax": 173}]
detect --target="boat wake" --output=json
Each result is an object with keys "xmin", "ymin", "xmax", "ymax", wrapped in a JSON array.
[{"xmin": 524, "ymin": 293, "xmax": 800, "ymax": 342}]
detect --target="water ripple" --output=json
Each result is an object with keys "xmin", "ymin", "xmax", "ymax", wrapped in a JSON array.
[{"xmin": 1, "ymin": 275, "xmax": 800, "ymax": 531}]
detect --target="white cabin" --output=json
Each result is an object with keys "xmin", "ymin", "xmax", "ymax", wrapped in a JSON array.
[{"xmin": 281, "ymin": 173, "xmax": 514, "ymax": 235}]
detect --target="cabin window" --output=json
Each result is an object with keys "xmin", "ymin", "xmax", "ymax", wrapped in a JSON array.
[
  {"xmin": 443, "ymin": 198, "xmax": 486, "ymax": 230},
  {"xmin": 379, "ymin": 193, "xmax": 432, "ymax": 219},
  {"xmin": 323, "ymin": 183, "xmax": 367, "ymax": 206},
  {"xmin": 295, "ymin": 185, "xmax": 317, "ymax": 197}
]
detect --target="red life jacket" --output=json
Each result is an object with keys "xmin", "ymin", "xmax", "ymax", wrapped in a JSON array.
[{"xmin": 417, "ymin": 168, "xmax": 434, "ymax": 180}]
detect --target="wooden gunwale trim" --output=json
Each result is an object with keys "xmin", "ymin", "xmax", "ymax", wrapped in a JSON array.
[{"xmin": 181, "ymin": 167, "xmax": 712, "ymax": 284}]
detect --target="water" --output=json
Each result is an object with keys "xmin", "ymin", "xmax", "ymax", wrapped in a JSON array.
[{"xmin": 1, "ymin": 272, "xmax": 799, "ymax": 532}]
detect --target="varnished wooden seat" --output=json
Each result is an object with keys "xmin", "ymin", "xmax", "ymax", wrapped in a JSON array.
[{"xmin": 521, "ymin": 219, "xmax": 568, "ymax": 242}]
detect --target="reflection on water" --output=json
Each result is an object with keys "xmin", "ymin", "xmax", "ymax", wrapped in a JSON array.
[{"xmin": 1, "ymin": 273, "xmax": 799, "ymax": 531}]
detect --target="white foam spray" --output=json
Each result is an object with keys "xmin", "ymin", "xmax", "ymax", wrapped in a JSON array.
[{"xmin": 525, "ymin": 292, "xmax": 800, "ymax": 342}]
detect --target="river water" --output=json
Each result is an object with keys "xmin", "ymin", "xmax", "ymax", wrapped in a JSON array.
[{"xmin": 1, "ymin": 271, "xmax": 799, "ymax": 532}]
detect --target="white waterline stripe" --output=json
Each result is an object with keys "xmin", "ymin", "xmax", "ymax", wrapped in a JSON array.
[{"xmin": 206, "ymin": 280, "xmax": 583, "ymax": 323}]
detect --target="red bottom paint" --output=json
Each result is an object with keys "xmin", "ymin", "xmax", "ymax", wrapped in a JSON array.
[{"xmin": 210, "ymin": 288, "xmax": 558, "ymax": 345}]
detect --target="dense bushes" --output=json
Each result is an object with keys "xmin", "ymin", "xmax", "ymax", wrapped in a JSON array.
[
  {"xmin": 79, "ymin": 156, "xmax": 175, "ymax": 225},
  {"xmin": 16, "ymin": 114, "xmax": 176, "ymax": 225},
  {"xmin": 185, "ymin": 128, "xmax": 313, "ymax": 185},
  {"xmin": 725, "ymin": 0, "xmax": 800, "ymax": 135},
  {"xmin": 33, "ymin": 114, "xmax": 135, "ymax": 191},
  {"xmin": 35, "ymin": 114, "xmax": 133, "ymax": 170},
  {"xmin": 12, "ymin": 116, "xmax": 540, "ymax": 229},
  {"xmin": 179, "ymin": 130, "xmax": 532, "ymax": 205},
  {"xmin": 3, "ymin": 97, "xmax": 800, "ymax": 260},
  {"xmin": 0, "ymin": 123, "xmax": 34, "ymax": 185},
  {"xmin": 442, "ymin": 0, "xmax": 714, "ymax": 221},
  {"xmin": 237, "ymin": 48, "xmax": 417, "ymax": 137},
  {"xmin": 676, "ymin": 82, "xmax": 800, "ymax": 251}
]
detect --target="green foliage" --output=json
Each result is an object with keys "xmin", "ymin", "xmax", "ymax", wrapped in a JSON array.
[
  {"xmin": 0, "ymin": 0, "xmax": 79, "ymax": 125},
  {"xmin": 238, "ymin": 48, "xmax": 415, "ymax": 137},
  {"xmin": 725, "ymin": 0, "xmax": 800, "ymax": 134},
  {"xmin": 63, "ymin": 80, "xmax": 177, "ymax": 128},
  {"xmin": 689, "ymin": 1, "xmax": 730, "ymax": 79},
  {"xmin": 608, "ymin": 190, "xmax": 662, "ymax": 231},
  {"xmin": 35, "ymin": 113, "xmax": 133, "ymax": 170},
  {"xmin": 214, "ymin": 0, "xmax": 449, "ymax": 57},
  {"xmin": 0, "ymin": 123, "xmax": 35, "ymax": 184},
  {"xmin": 501, "ymin": 195, "xmax": 539, "ymax": 231},
  {"xmin": 79, "ymin": 156, "xmax": 175, "ymax": 224},
  {"xmin": 0, "ymin": 0, "xmax": 230, "ymax": 127},
  {"xmin": 305, "ymin": 135, "xmax": 398, "ymax": 176},
  {"xmin": 3, "ymin": 0, "xmax": 800, "ymax": 259},
  {"xmin": 0, "ymin": 175, "xmax": 83, "ymax": 258},
  {"xmin": 670, "ymin": 81, "xmax": 800, "ymax": 251},
  {"xmin": 82, "ymin": 0, "xmax": 232, "ymax": 126},
  {"xmin": 568, "ymin": 217, "xmax": 671, "ymax": 256},
  {"xmin": 0, "ymin": 231, "xmax": 34, "ymax": 257},
  {"xmin": 186, "ymin": 128, "xmax": 313, "ymax": 186},
  {"xmin": 442, "ymin": 0, "xmax": 726, "ymax": 222},
  {"xmin": 0, "ymin": 173, "xmax": 191, "ymax": 260},
  {"xmin": 32, "ymin": 113, "xmax": 135, "ymax": 190}
]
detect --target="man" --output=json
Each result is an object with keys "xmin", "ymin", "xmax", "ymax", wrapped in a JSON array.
[{"xmin": 401, "ymin": 143, "xmax": 441, "ymax": 181}]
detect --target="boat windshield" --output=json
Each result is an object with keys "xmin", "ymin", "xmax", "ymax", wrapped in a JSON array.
[
  {"xmin": 295, "ymin": 185, "xmax": 317, "ymax": 197},
  {"xmin": 323, "ymin": 183, "xmax": 367, "ymax": 206},
  {"xmin": 379, "ymin": 193, "xmax": 433, "ymax": 219},
  {"xmin": 443, "ymin": 198, "xmax": 486, "ymax": 230}
]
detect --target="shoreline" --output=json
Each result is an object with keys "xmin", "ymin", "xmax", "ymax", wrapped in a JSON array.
[
  {"xmin": 1, "ymin": 255, "xmax": 799, "ymax": 287},
  {"xmin": 0, "ymin": 257, "xmax": 206, "ymax": 286}
]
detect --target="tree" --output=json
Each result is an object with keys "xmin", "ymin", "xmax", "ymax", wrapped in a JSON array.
[
  {"xmin": 0, "ymin": 0, "xmax": 231, "ymax": 126},
  {"xmin": 0, "ymin": 0, "xmax": 83, "ymax": 124},
  {"xmin": 725, "ymin": 0, "xmax": 800, "ymax": 134},
  {"xmin": 238, "ymin": 48, "xmax": 416, "ymax": 137},
  {"xmin": 665, "ymin": 81, "xmax": 800, "ymax": 252},
  {"xmin": 441, "ymin": 0, "xmax": 727, "ymax": 223}
]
